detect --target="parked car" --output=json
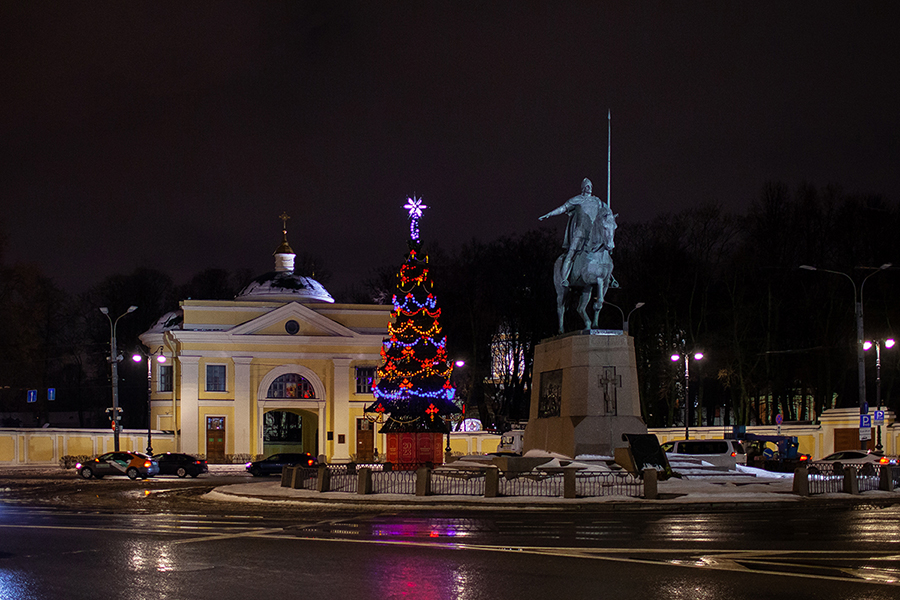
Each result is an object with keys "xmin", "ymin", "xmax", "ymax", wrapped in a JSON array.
[
  {"xmin": 810, "ymin": 450, "xmax": 898, "ymax": 475},
  {"xmin": 152, "ymin": 452, "xmax": 208, "ymax": 478},
  {"xmin": 659, "ymin": 439, "xmax": 747, "ymax": 468},
  {"xmin": 76, "ymin": 452, "xmax": 159, "ymax": 480},
  {"xmin": 246, "ymin": 453, "xmax": 317, "ymax": 476}
]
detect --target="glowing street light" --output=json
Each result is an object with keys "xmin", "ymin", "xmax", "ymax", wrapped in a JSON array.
[
  {"xmin": 671, "ymin": 351, "xmax": 704, "ymax": 439},
  {"xmin": 800, "ymin": 263, "xmax": 892, "ymax": 450},
  {"xmin": 133, "ymin": 348, "xmax": 167, "ymax": 454},
  {"xmin": 864, "ymin": 338, "xmax": 894, "ymax": 452}
]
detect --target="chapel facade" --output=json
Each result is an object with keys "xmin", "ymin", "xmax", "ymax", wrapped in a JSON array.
[{"xmin": 138, "ymin": 221, "xmax": 391, "ymax": 463}]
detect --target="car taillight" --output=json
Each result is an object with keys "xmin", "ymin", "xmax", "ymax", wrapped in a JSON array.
[
  {"xmin": 879, "ymin": 457, "xmax": 890, "ymax": 464},
  {"xmin": 308, "ymin": 459, "xmax": 314, "ymax": 466},
  {"xmin": 799, "ymin": 455, "xmax": 808, "ymax": 461},
  {"xmin": 144, "ymin": 461, "xmax": 152, "ymax": 468},
  {"xmin": 194, "ymin": 460, "xmax": 201, "ymax": 465},
  {"xmin": 731, "ymin": 452, "xmax": 736, "ymax": 457}
]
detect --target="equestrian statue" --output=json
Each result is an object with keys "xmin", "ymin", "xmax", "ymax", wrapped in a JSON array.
[{"xmin": 539, "ymin": 178, "xmax": 618, "ymax": 334}]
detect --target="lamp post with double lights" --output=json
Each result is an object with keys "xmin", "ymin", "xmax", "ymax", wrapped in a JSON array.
[
  {"xmin": 864, "ymin": 338, "xmax": 894, "ymax": 453},
  {"xmin": 100, "ymin": 305, "xmax": 138, "ymax": 451},
  {"xmin": 133, "ymin": 347, "xmax": 167, "ymax": 455},
  {"xmin": 445, "ymin": 359, "xmax": 467, "ymax": 458},
  {"xmin": 604, "ymin": 301, "xmax": 645, "ymax": 335},
  {"xmin": 671, "ymin": 351, "xmax": 704, "ymax": 439},
  {"xmin": 800, "ymin": 263, "xmax": 892, "ymax": 450}
]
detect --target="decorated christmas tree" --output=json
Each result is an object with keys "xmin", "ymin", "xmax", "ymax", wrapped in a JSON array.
[{"xmin": 365, "ymin": 198, "xmax": 459, "ymax": 463}]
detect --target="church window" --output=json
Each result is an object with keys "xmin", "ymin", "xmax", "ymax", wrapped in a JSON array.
[
  {"xmin": 158, "ymin": 364, "xmax": 173, "ymax": 392},
  {"xmin": 267, "ymin": 373, "xmax": 316, "ymax": 399},
  {"xmin": 355, "ymin": 367, "xmax": 376, "ymax": 394},
  {"xmin": 206, "ymin": 364, "xmax": 227, "ymax": 392}
]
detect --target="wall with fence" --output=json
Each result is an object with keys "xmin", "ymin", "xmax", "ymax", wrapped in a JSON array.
[{"xmin": 0, "ymin": 428, "xmax": 175, "ymax": 466}]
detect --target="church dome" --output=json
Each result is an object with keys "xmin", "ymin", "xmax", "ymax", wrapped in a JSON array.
[
  {"xmin": 236, "ymin": 271, "xmax": 334, "ymax": 303},
  {"xmin": 235, "ymin": 213, "xmax": 334, "ymax": 304}
]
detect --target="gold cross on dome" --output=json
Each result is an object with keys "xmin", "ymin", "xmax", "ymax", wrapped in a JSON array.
[{"xmin": 279, "ymin": 212, "xmax": 291, "ymax": 232}]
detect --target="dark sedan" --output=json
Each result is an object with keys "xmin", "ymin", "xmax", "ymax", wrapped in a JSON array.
[
  {"xmin": 246, "ymin": 453, "xmax": 317, "ymax": 476},
  {"xmin": 76, "ymin": 452, "xmax": 159, "ymax": 480},
  {"xmin": 152, "ymin": 452, "xmax": 208, "ymax": 478}
]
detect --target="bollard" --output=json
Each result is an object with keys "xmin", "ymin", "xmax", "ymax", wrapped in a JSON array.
[
  {"xmin": 346, "ymin": 462, "xmax": 357, "ymax": 476},
  {"xmin": 281, "ymin": 466, "xmax": 294, "ymax": 488},
  {"xmin": 563, "ymin": 469, "xmax": 576, "ymax": 499},
  {"xmin": 880, "ymin": 464, "xmax": 894, "ymax": 492},
  {"xmin": 792, "ymin": 466, "xmax": 809, "ymax": 496},
  {"xmin": 358, "ymin": 467, "xmax": 372, "ymax": 495},
  {"xmin": 842, "ymin": 466, "xmax": 859, "ymax": 494},
  {"xmin": 484, "ymin": 468, "xmax": 499, "ymax": 498},
  {"xmin": 317, "ymin": 464, "xmax": 331, "ymax": 492},
  {"xmin": 415, "ymin": 466, "xmax": 432, "ymax": 497},
  {"xmin": 643, "ymin": 468, "xmax": 658, "ymax": 500}
]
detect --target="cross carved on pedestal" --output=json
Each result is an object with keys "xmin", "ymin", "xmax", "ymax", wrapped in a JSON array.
[{"xmin": 598, "ymin": 366, "xmax": 622, "ymax": 415}]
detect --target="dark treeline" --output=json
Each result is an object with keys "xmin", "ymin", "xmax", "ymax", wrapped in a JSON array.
[{"xmin": 2, "ymin": 182, "xmax": 899, "ymax": 430}]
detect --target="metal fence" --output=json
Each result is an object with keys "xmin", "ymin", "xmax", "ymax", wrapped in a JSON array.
[
  {"xmin": 286, "ymin": 464, "xmax": 645, "ymax": 499},
  {"xmin": 575, "ymin": 472, "xmax": 644, "ymax": 497},
  {"xmin": 806, "ymin": 462, "xmax": 900, "ymax": 495}
]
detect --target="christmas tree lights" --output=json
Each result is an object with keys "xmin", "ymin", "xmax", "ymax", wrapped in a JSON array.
[{"xmin": 365, "ymin": 197, "xmax": 460, "ymax": 436}]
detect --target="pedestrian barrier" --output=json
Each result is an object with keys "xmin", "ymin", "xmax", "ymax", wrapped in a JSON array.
[
  {"xmin": 800, "ymin": 462, "xmax": 900, "ymax": 495},
  {"xmin": 282, "ymin": 464, "xmax": 646, "ymax": 499}
]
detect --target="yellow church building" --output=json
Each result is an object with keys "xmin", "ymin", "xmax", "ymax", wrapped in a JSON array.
[{"xmin": 139, "ymin": 223, "xmax": 391, "ymax": 463}]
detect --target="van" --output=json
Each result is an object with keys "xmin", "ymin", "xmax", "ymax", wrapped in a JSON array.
[{"xmin": 659, "ymin": 439, "xmax": 747, "ymax": 469}]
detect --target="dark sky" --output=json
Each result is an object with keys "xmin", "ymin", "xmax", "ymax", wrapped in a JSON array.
[{"xmin": 3, "ymin": 2, "xmax": 899, "ymax": 298}]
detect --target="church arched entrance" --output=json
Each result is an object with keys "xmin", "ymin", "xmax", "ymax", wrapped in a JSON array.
[
  {"xmin": 262, "ymin": 408, "xmax": 319, "ymax": 456},
  {"xmin": 258, "ymin": 369, "xmax": 325, "ymax": 457}
]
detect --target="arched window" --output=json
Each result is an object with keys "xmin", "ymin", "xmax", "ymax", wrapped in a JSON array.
[{"xmin": 267, "ymin": 373, "xmax": 316, "ymax": 399}]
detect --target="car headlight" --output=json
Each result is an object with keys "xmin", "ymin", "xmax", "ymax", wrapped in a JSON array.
[
  {"xmin": 75, "ymin": 463, "xmax": 82, "ymax": 469},
  {"xmin": 245, "ymin": 462, "xmax": 253, "ymax": 468}
]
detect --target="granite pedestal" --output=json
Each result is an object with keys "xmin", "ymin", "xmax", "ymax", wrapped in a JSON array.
[{"xmin": 524, "ymin": 330, "xmax": 647, "ymax": 458}]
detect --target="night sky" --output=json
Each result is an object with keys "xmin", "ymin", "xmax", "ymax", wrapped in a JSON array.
[{"xmin": 3, "ymin": 2, "xmax": 899, "ymax": 298}]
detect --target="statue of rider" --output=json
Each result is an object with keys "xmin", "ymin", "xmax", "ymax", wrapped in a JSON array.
[{"xmin": 539, "ymin": 178, "xmax": 617, "ymax": 288}]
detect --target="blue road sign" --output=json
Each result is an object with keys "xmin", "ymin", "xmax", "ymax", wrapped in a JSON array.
[
  {"xmin": 860, "ymin": 414, "xmax": 872, "ymax": 429},
  {"xmin": 48, "ymin": 388, "xmax": 55, "ymax": 401},
  {"xmin": 27, "ymin": 389, "xmax": 37, "ymax": 403},
  {"xmin": 874, "ymin": 410, "xmax": 885, "ymax": 425}
]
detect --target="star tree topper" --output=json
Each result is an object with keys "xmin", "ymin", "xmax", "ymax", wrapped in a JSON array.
[{"xmin": 403, "ymin": 196, "xmax": 427, "ymax": 242}]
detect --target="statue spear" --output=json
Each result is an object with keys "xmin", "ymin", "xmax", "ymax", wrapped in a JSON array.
[{"xmin": 607, "ymin": 109, "xmax": 611, "ymax": 209}]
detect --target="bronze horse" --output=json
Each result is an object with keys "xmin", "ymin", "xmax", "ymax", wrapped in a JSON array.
[{"xmin": 553, "ymin": 210, "xmax": 616, "ymax": 333}]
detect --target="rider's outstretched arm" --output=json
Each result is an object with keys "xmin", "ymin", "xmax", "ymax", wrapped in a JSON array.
[{"xmin": 539, "ymin": 204, "xmax": 567, "ymax": 221}]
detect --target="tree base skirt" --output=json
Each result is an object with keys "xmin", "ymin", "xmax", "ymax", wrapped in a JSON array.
[{"xmin": 385, "ymin": 432, "xmax": 445, "ymax": 467}]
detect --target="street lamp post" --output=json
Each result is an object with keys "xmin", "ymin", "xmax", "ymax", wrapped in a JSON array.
[
  {"xmin": 605, "ymin": 302, "xmax": 645, "ymax": 335},
  {"xmin": 800, "ymin": 263, "xmax": 891, "ymax": 450},
  {"xmin": 447, "ymin": 359, "xmax": 466, "ymax": 458},
  {"xmin": 864, "ymin": 338, "xmax": 894, "ymax": 453},
  {"xmin": 671, "ymin": 351, "xmax": 704, "ymax": 439},
  {"xmin": 100, "ymin": 305, "xmax": 138, "ymax": 451},
  {"xmin": 133, "ymin": 347, "xmax": 166, "ymax": 455}
]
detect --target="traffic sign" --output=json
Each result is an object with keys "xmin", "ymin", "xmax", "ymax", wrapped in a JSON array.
[
  {"xmin": 27, "ymin": 389, "xmax": 37, "ymax": 403},
  {"xmin": 775, "ymin": 414, "xmax": 783, "ymax": 425},
  {"xmin": 874, "ymin": 410, "xmax": 885, "ymax": 426},
  {"xmin": 860, "ymin": 414, "xmax": 872, "ymax": 428},
  {"xmin": 48, "ymin": 388, "xmax": 55, "ymax": 401},
  {"xmin": 860, "ymin": 428, "xmax": 872, "ymax": 441}
]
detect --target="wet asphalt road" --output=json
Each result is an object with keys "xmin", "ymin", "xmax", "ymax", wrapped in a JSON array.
[{"xmin": 2, "ymin": 470, "xmax": 900, "ymax": 599}]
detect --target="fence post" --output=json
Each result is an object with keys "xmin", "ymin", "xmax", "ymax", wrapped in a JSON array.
[
  {"xmin": 842, "ymin": 466, "xmax": 859, "ymax": 494},
  {"xmin": 563, "ymin": 469, "xmax": 576, "ymax": 499},
  {"xmin": 792, "ymin": 466, "xmax": 809, "ymax": 496},
  {"xmin": 416, "ymin": 466, "xmax": 431, "ymax": 497},
  {"xmin": 290, "ymin": 467, "xmax": 307, "ymax": 489},
  {"xmin": 358, "ymin": 467, "xmax": 372, "ymax": 495},
  {"xmin": 643, "ymin": 468, "xmax": 658, "ymax": 500},
  {"xmin": 484, "ymin": 468, "xmax": 499, "ymax": 498},
  {"xmin": 317, "ymin": 465, "xmax": 331, "ymax": 492},
  {"xmin": 880, "ymin": 465, "xmax": 894, "ymax": 492},
  {"xmin": 281, "ymin": 466, "xmax": 294, "ymax": 488}
]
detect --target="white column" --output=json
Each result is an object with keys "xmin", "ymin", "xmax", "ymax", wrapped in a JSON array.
[
  {"xmin": 178, "ymin": 356, "xmax": 200, "ymax": 455},
  {"xmin": 318, "ymin": 404, "xmax": 326, "ymax": 460},
  {"xmin": 232, "ymin": 357, "xmax": 253, "ymax": 456},
  {"xmin": 331, "ymin": 358, "xmax": 352, "ymax": 462}
]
